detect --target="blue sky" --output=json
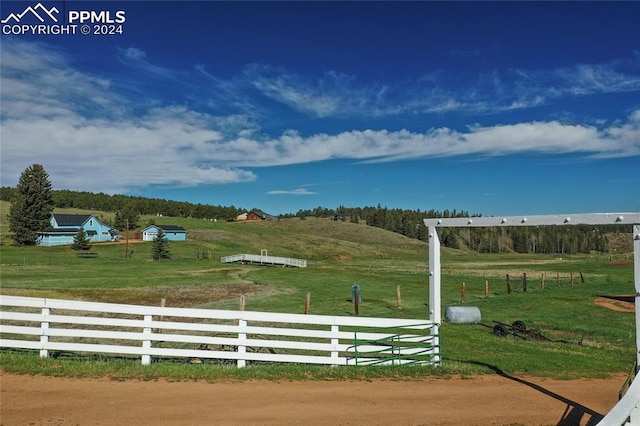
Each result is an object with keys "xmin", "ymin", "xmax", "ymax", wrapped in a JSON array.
[{"xmin": 1, "ymin": 1, "xmax": 639, "ymax": 216}]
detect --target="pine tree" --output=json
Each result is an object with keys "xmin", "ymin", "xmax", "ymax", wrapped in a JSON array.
[
  {"xmin": 113, "ymin": 210, "xmax": 124, "ymax": 230},
  {"xmin": 9, "ymin": 164, "xmax": 55, "ymax": 245},
  {"xmin": 151, "ymin": 228, "xmax": 170, "ymax": 260},
  {"xmin": 71, "ymin": 227, "xmax": 91, "ymax": 251},
  {"xmin": 114, "ymin": 204, "xmax": 139, "ymax": 231}
]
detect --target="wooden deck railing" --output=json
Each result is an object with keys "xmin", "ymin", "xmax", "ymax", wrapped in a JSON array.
[{"xmin": 220, "ymin": 254, "xmax": 307, "ymax": 268}]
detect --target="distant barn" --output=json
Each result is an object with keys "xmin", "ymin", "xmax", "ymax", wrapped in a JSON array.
[{"xmin": 236, "ymin": 210, "xmax": 278, "ymax": 221}]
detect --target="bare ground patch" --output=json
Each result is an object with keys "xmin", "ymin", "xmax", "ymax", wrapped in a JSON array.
[
  {"xmin": 178, "ymin": 267, "xmax": 254, "ymax": 282},
  {"xmin": 332, "ymin": 253, "xmax": 352, "ymax": 260},
  {"xmin": 0, "ymin": 282, "xmax": 279, "ymax": 308},
  {"xmin": 594, "ymin": 295, "xmax": 635, "ymax": 313}
]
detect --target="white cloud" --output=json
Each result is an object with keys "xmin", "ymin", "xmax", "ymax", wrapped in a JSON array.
[
  {"xmin": 0, "ymin": 108, "xmax": 257, "ymax": 191},
  {"xmin": 244, "ymin": 58, "xmax": 640, "ymax": 117},
  {"xmin": 1, "ymin": 39, "xmax": 120, "ymax": 121},
  {"xmin": 245, "ymin": 64, "xmax": 376, "ymax": 117},
  {"xmin": 122, "ymin": 47, "xmax": 146, "ymax": 60},
  {"xmin": 1, "ymin": 38, "xmax": 638, "ymax": 194},
  {"xmin": 0, "ymin": 39, "xmax": 255, "ymax": 191},
  {"xmin": 562, "ymin": 63, "xmax": 640, "ymax": 95},
  {"xmin": 199, "ymin": 115, "xmax": 640, "ymax": 167},
  {"xmin": 267, "ymin": 188, "xmax": 317, "ymax": 195},
  {"xmin": 115, "ymin": 46, "xmax": 181, "ymax": 82}
]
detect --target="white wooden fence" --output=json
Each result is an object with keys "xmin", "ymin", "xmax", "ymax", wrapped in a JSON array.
[
  {"xmin": 220, "ymin": 253, "xmax": 307, "ymax": 268},
  {"xmin": 0, "ymin": 295, "xmax": 439, "ymax": 367}
]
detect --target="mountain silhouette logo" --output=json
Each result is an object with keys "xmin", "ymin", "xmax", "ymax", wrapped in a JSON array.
[{"xmin": 1, "ymin": 2, "xmax": 60, "ymax": 24}]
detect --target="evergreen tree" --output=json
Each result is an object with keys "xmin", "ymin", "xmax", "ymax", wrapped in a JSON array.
[
  {"xmin": 113, "ymin": 210, "xmax": 123, "ymax": 230},
  {"xmin": 151, "ymin": 228, "xmax": 170, "ymax": 260},
  {"xmin": 8, "ymin": 164, "xmax": 54, "ymax": 245},
  {"xmin": 113, "ymin": 204, "xmax": 139, "ymax": 231},
  {"xmin": 71, "ymin": 227, "xmax": 91, "ymax": 251}
]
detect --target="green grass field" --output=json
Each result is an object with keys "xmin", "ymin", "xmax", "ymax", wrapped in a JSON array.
[{"xmin": 0, "ymin": 200, "xmax": 636, "ymax": 379}]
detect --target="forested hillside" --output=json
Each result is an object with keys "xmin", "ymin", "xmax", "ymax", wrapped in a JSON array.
[
  {"xmin": 289, "ymin": 205, "xmax": 629, "ymax": 254},
  {"xmin": 1, "ymin": 187, "xmax": 631, "ymax": 254},
  {"xmin": 0, "ymin": 187, "xmax": 243, "ymax": 222}
]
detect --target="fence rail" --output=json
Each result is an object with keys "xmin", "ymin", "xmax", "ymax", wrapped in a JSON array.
[{"xmin": 0, "ymin": 295, "xmax": 439, "ymax": 367}]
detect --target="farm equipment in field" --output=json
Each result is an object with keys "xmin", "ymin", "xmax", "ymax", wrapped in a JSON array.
[
  {"xmin": 484, "ymin": 320, "xmax": 581, "ymax": 344},
  {"xmin": 490, "ymin": 320, "xmax": 552, "ymax": 341}
]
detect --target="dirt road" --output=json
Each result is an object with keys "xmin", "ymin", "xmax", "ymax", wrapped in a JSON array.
[{"xmin": 0, "ymin": 372, "xmax": 625, "ymax": 425}]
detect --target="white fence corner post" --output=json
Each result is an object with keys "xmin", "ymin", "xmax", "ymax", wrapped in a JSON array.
[
  {"xmin": 632, "ymin": 223, "xmax": 640, "ymax": 424},
  {"xmin": 141, "ymin": 314, "xmax": 153, "ymax": 365},
  {"xmin": 428, "ymin": 225, "xmax": 442, "ymax": 365},
  {"xmin": 237, "ymin": 319, "xmax": 247, "ymax": 368},
  {"xmin": 39, "ymin": 307, "xmax": 50, "ymax": 358}
]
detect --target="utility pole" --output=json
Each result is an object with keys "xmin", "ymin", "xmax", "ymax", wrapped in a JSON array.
[{"xmin": 125, "ymin": 219, "xmax": 130, "ymax": 258}]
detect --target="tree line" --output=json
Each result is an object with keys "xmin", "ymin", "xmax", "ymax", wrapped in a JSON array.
[
  {"xmin": 287, "ymin": 205, "xmax": 630, "ymax": 255},
  {"xmin": 1, "ymin": 187, "xmax": 246, "ymax": 225},
  {"xmin": 3, "ymin": 168, "xmax": 630, "ymax": 253}
]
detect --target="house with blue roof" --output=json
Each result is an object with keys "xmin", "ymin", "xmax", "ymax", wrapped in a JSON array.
[{"xmin": 37, "ymin": 214, "xmax": 117, "ymax": 246}]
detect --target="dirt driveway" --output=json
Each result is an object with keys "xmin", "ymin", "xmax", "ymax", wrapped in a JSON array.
[{"xmin": 0, "ymin": 372, "xmax": 626, "ymax": 425}]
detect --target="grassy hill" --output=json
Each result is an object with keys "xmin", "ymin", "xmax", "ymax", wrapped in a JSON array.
[
  {"xmin": 0, "ymin": 200, "xmax": 425, "ymax": 256},
  {"xmin": 0, "ymin": 200, "xmax": 637, "ymax": 377},
  {"xmin": 0, "ymin": 200, "xmax": 430, "ymax": 307}
]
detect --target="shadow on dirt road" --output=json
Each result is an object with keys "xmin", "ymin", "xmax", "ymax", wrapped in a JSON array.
[{"xmin": 452, "ymin": 359, "xmax": 604, "ymax": 426}]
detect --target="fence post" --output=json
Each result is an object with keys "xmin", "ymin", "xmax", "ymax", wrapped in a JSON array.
[
  {"xmin": 506, "ymin": 274, "xmax": 512, "ymax": 294},
  {"xmin": 239, "ymin": 295, "xmax": 245, "ymax": 311},
  {"xmin": 484, "ymin": 280, "xmax": 489, "ymax": 298},
  {"xmin": 461, "ymin": 282, "xmax": 466, "ymax": 303},
  {"xmin": 331, "ymin": 325, "xmax": 339, "ymax": 365},
  {"xmin": 580, "ymin": 272, "xmax": 585, "ymax": 283},
  {"xmin": 40, "ymin": 307, "xmax": 50, "ymax": 358},
  {"xmin": 304, "ymin": 292, "xmax": 311, "ymax": 314},
  {"xmin": 141, "ymin": 314, "xmax": 152, "ymax": 365},
  {"xmin": 157, "ymin": 298, "xmax": 166, "ymax": 333},
  {"xmin": 523, "ymin": 273, "xmax": 528, "ymax": 292},
  {"xmin": 237, "ymin": 319, "xmax": 247, "ymax": 368},
  {"xmin": 541, "ymin": 272, "xmax": 545, "ymax": 290},
  {"xmin": 571, "ymin": 272, "xmax": 575, "ymax": 286},
  {"xmin": 396, "ymin": 285, "xmax": 402, "ymax": 309},
  {"xmin": 557, "ymin": 272, "xmax": 560, "ymax": 285}
]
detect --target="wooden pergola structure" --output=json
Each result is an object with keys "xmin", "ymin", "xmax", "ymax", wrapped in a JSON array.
[{"xmin": 423, "ymin": 213, "xmax": 640, "ymax": 424}]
